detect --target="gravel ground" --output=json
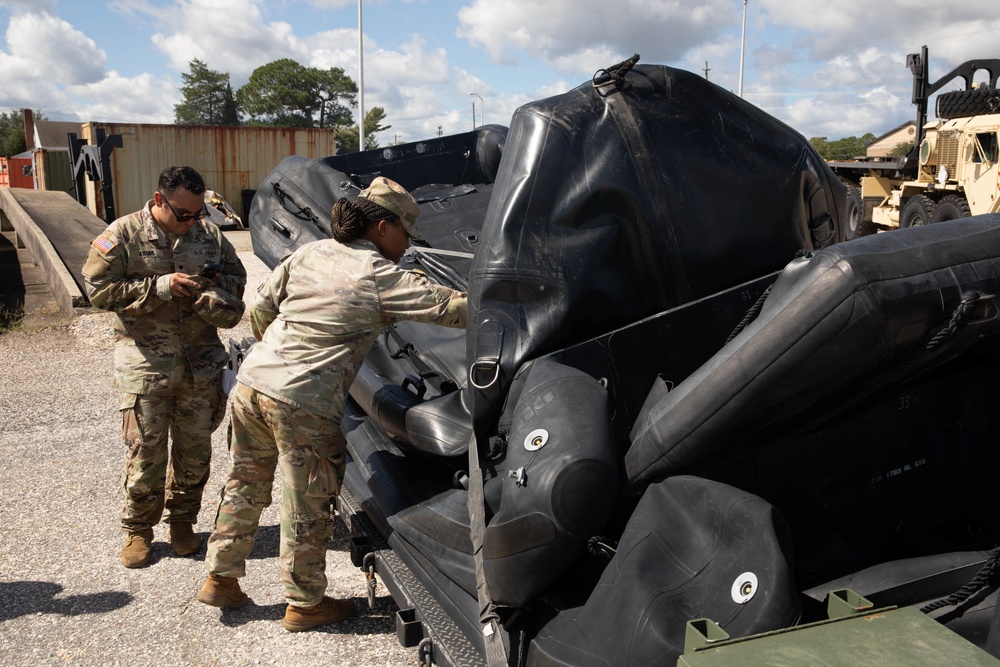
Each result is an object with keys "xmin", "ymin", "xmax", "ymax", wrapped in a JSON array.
[{"xmin": 0, "ymin": 232, "xmax": 416, "ymax": 667}]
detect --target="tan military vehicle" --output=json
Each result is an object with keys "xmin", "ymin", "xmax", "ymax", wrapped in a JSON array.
[{"xmin": 830, "ymin": 46, "xmax": 1000, "ymax": 236}]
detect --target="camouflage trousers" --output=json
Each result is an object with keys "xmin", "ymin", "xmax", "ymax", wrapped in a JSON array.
[
  {"xmin": 205, "ymin": 382, "xmax": 347, "ymax": 607},
  {"xmin": 119, "ymin": 373, "xmax": 225, "ymax": 532}
]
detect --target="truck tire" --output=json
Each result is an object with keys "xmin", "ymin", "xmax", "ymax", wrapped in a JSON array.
[
  {"xmin": 899, "ymin": 194, "xmax": 936, "ymax": 228},
  {"xmin": 936, "ymin": 88, "xmax": 1000, "ymax": 119},
  {"xmin": 844, "ymin": 186, "xmax": 863, "ymax": 240},
  {"xmin": 930, "ymin": 194, "xmax": 971, "ymax": 223}
]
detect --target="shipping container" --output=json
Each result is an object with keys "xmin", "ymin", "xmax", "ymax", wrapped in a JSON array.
[
  {"xmin": 76, "ymin": 123, "xmax": 337, "ymax": 221},
  {"xmin": 0, "ymin": 155, "xmax": 35, "ymax": 189},
  {"xmin": 32, "ymin": 149, "xmax": 73, "ymax": 195}
]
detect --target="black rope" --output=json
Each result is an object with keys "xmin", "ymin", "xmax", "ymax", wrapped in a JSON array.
[
  {"xmin": 593, "ymin": 54, "xmax": 640, "ymax": 91},
  {"xmin": 726, "ymin": 284, "xmax": 773, "ymax": 344},
  {"xmin": 924, "ymin": 292, "xmax": 983, "ymax": 351},
  {"xmin": 920, "ymin": 546, "xmax": 1000, "ymax": 614},
  {"xmin": 272, "ymin": 182, "xmax": 324, "ymax": 229},
  {"xmin": 587, "ymin": 535, "xmax": 617, "ymax": 560}
]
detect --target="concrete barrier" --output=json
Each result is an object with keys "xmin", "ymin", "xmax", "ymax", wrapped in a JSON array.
[{"xmin": 0, "ymin": 188, "xmax": 105, "ymax": 317}]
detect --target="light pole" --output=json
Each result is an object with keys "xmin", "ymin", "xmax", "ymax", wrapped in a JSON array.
[
  {"xmin": 469, "ymin": 92, "xmax": 484, "ymax": 128},
  {"xmin": 358, "ymin": 0, "xmax": 366, "ymax": 150},
  {"xmin": 738, "ymin": 0, "xmax": 747, "ymax": 98}
]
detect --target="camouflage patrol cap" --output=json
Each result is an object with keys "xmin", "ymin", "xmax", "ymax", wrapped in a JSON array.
[
  {"xmin": 358, "ymin": 176, "xmax": 422, "ymax": 240},
  {"xmin": 192, "ymin": 284, "xmax": 245, "ymax": 329}
]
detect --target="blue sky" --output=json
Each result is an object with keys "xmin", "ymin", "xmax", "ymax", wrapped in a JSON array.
[{"xmin": 1, "ymin": 0, "xmax": 999, "ymax": 147}]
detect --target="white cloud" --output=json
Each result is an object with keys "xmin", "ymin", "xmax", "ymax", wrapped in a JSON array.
[
  {"xmin": 145, "ymin": 0, "xmax": 308, "ymax": 82},
  {"xmin": 306, "ymin": 27, "xmax": 359, "ymax": 71},
  {"xmin": 68, "ymin": 71, "xmax": 176, "ymax": 123},
  {"xmin": 0, "ymin": 10, "xmax": 108, "ymax": 115},
  {"xmin": 457, "ymin": 0, "xmax": 736, "ymax": 76},
  {"xmin": 2, "ymin": 12, "xmax": 106, "ymax": 85}
]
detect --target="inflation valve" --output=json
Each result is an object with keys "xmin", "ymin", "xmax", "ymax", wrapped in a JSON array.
[
  {"xmin": 524, "ymin": 428, "xmax": 549, "ymax": 451},
  {"xmin": 731, "ymin": 571, "xmax": 758, "ymax": 604}
]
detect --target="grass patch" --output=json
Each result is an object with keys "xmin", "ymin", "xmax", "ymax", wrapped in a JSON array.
[{"xmin": 0, "ymin": 303, "xmax": 26, "ymax": 332}]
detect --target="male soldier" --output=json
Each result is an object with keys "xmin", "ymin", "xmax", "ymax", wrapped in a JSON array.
[
  {"xmin": 197, "ymin": 177, "xmax": 466, "ymax": 631},
  {"xmin": 83, "ymin": 165, "xmax": 247, "ymax": 568}
]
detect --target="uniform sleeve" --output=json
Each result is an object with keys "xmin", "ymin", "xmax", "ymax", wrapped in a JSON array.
[
  {"xmin": 373, "ymin": 257, "xmax": 467, "ymax": 328},
  {"xmin": 81, "ymin": 229, "xmax": 168, "ymax": 315},
  {"xmin": 217, "ymin": 233, "xmax": 247, "ymax": 300},
  {"xmin": 249, "ymin": 254, "xmax": 292, "ymax": 340}
]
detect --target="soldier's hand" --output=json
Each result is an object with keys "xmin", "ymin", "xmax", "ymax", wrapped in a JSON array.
[{"xmin": 169, "ymin": 273, "xmax": 203, "ymax": 297}]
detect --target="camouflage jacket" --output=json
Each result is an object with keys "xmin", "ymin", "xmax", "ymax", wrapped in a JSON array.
[
  {"xmin": 82, "ymin": 201, "xmax": 247, "ymax": 395},
  {"xmin": 240, "ymin": 238, "xmax": 467, "ymax": 418}
]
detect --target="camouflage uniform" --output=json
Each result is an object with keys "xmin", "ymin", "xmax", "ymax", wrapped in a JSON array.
[
  {"xmin": 206, "ymin": 238, "xmax": 466, "ymax": 606},
  {"xmin": 83, "ymin": 201, "xmax": 247, "ymax": 533}
]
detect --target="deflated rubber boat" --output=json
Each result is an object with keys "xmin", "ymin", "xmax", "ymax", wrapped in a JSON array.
[{"xmin": 247, "ymin": 56, "xmax": 1000, "ymax": 665}]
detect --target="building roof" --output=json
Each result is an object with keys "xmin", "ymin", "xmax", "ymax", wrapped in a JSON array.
[
  {"xmin": 870, "ymin": 120, "xmax": 916, "ymax": 146},
  {"xmin": 33, "ymin": 120, "xmax": 84, "ymax": 151}
]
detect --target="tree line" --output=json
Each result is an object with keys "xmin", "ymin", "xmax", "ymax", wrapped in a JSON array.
[
  {"xmin": 809, "ymin": 133, "xmax": 913, "ymax": 160},
  {"xmin": 173, "ymin": 58, "xmax": 388, "ymax": 151}
]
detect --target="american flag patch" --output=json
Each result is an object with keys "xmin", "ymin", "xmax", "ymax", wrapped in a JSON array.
[{"xmin": 92, "ymin": 235, "xmax": 115, "ymax": 254}]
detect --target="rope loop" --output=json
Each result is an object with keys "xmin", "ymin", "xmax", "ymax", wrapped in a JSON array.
[
  {"xmin": 925, "ymin": 292, "xmax": 984, "ymax": 351},
  {"xmin": 593, "ymin": 54, "xmax": 640, "ymax": 93},
  {"xmin": 920, "ymin": 546, "xmax": 1000, "ymax": 614}
]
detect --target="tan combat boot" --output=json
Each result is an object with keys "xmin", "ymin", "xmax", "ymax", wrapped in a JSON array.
[
  {"xmin": 120, "ymin": 528, "xmax": 154, "ymax": 568},
  {"xmin": 281, "ymin": 596, "xmax": 355, "ymax": 632},
  {"xmin": 197, "ymin": 574, "xmax": 250, "ymax": 608},
  {"xmin": 169, "ymin": 523, "xmax": 201, "ymax": 556}
]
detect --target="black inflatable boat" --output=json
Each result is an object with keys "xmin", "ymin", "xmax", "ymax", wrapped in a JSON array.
[{"xmin": 247, "ymin": 57, "xmax": 1000, "ymax": 666}]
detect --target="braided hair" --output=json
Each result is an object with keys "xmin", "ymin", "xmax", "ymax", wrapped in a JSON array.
[{"xmin": 330, "ymin": 197, "xmax": 397, "ymax": 243}]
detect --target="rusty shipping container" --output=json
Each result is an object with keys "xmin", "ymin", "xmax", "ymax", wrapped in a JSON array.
[
  {"xmin": 78, "ymin": 123, "xmax": 337, "ymax": 221},
  {"xmin": 0, "ymin": 155, "xmax": 35, "ymax": 189}
]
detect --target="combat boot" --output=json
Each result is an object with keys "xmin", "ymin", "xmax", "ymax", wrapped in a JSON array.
[
  {"xmin": 197, "ymin": 574, "xmax": 250, "ymax": 608},
  {"xmin": 169, "ymin": 523, "xmax": 201, "ymax": 556},
  {"xmin": 120, "ymin": 528, "xmax": 154, "ymax": 568},
  {"xmin": 281, "ymin": 596, "xmax": 355, "ymax": 632}
]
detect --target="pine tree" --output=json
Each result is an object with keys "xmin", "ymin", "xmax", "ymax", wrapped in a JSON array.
[
  {"xmin": 221, "ymin": 83, "xmax": 239, "ymax": 126},
  {"xmin": 337, "ymin": 107, "xmax": 390, "ymax": 151},
  {"xmin": 174, "ymin": 59, "xmax": 239, "ymax": 126}
]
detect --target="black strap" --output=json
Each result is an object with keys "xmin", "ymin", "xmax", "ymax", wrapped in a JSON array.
[
  {"xmin": 271, "ymin": 182, "xmax": 326, "ymax": 231},
  {"xmin": 467, "ymin": 429, "xmax": 509, "ymax": 666}
]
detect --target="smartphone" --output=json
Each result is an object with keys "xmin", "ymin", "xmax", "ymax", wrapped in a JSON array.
[{"xmin": 199, "ymin": 262, "xmax": 224, "ymax": 278}]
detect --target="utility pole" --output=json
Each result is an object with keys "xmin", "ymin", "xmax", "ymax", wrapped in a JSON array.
[
  {"xmin": 358, "ymin": 0, "xmax": 366, "ymax": 149},
  {"xmin": 437, "ymin": 125, "xmax": 443, "ymax": 137},
  {"xmin": 703, "ymin": 61, "xmax": 710, "ymax": 80},
  {"xmin": 739, "ymin": 0, "xmax": 748, "ymax": 97},
  {"xmin": 469, "ymin": 92, "xmax": 484, "ymax": 126}
]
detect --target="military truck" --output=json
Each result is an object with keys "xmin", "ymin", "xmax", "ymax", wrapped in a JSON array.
[{"xmin": 829, "ymin": 46, "xmax": 1000, "ymax": 238}]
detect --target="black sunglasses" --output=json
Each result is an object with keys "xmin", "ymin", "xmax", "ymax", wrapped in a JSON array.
[{"xmin": 159, "ymin": 192, "xmax": 208, "ymax": 222}]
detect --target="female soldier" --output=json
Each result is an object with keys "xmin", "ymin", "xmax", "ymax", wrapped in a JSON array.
[{"xmin": 197, "ymin": 177, "xmax": 467, "ymax": 632}]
